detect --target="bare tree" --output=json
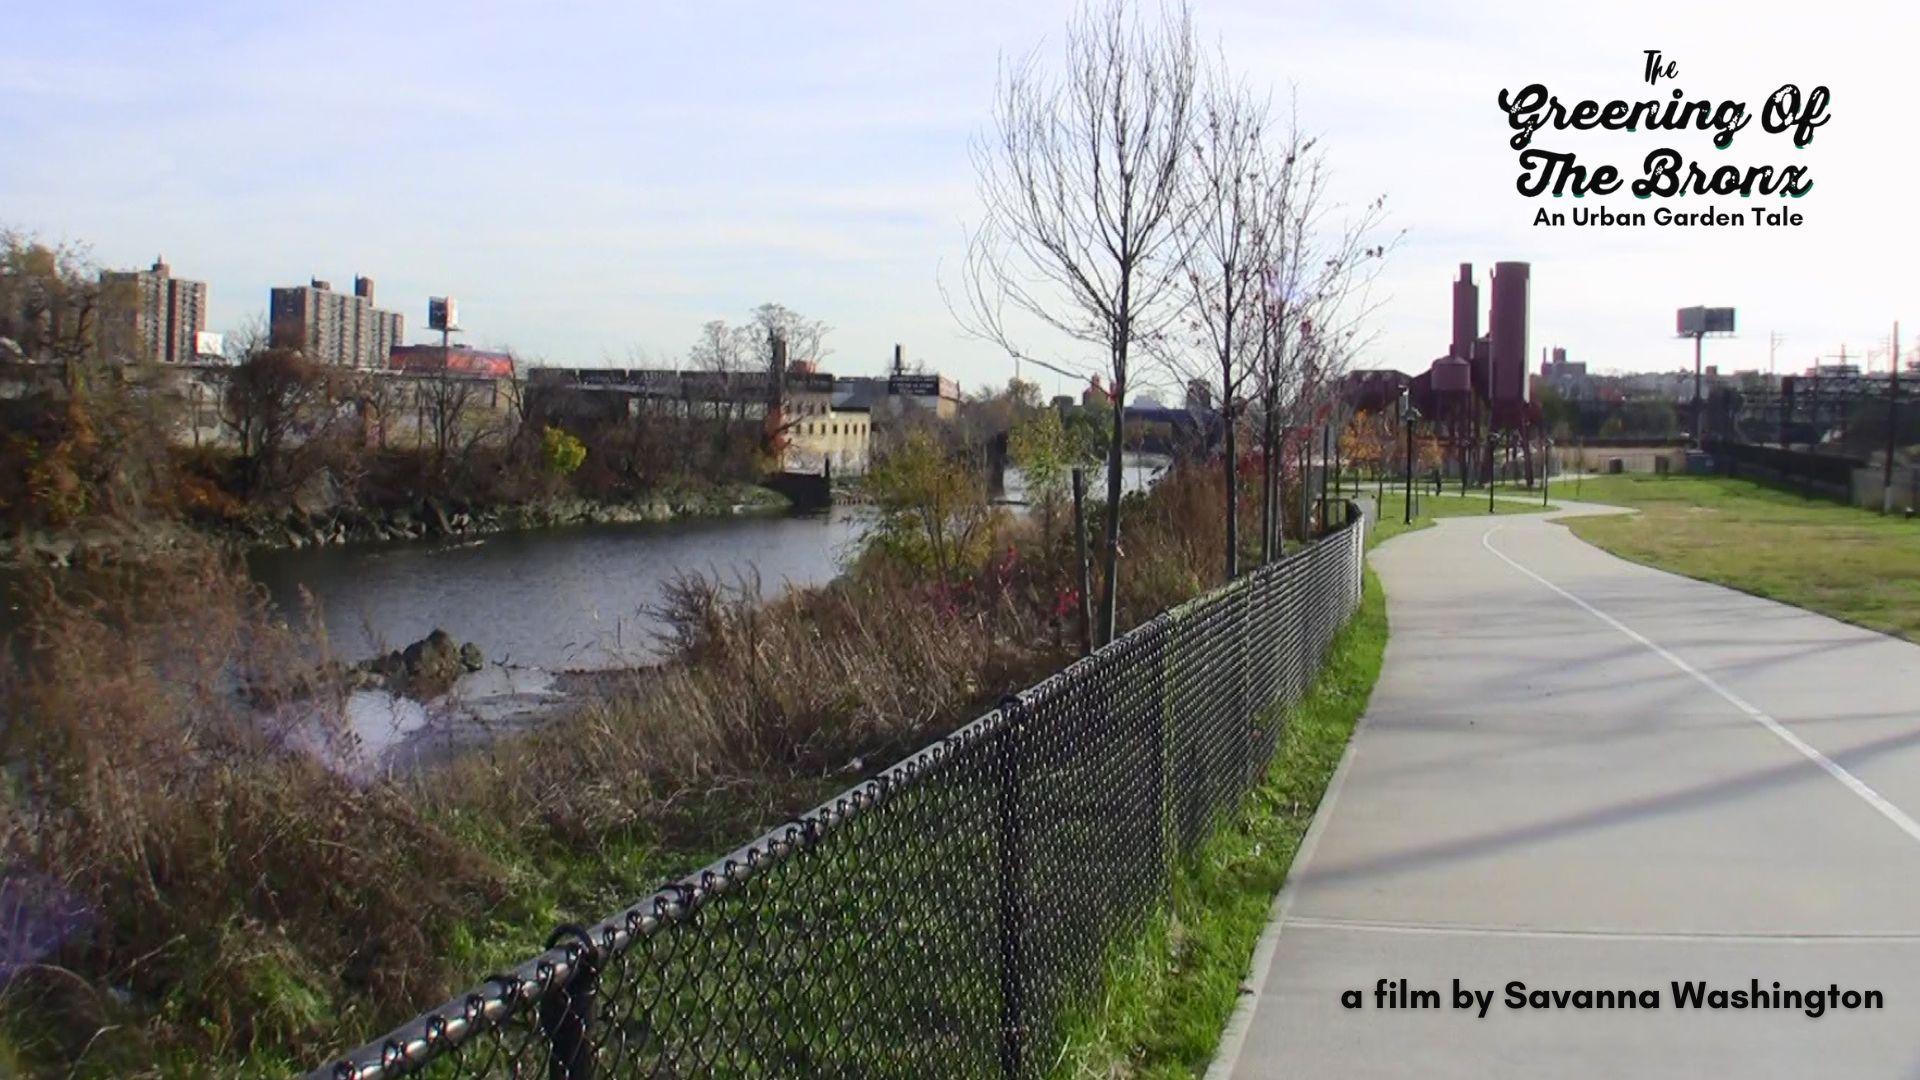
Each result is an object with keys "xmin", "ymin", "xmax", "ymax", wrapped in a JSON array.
[
  {"xmin": 961, "ymin": 0, "xmax": 1199, "ymax": 644},
  {"xmin": 419, "ymin": 369, "xmax": 481, "ymax": 477},
  {"xmin": 221, "ymin": 346, "xmax": 337, "ymax": 495},
  {"xmin": 1248, "ymin": 108, "xmax": 1395, "ymax": 558},
  {"xmin": 748, "ymin": 303, "xmax": 830, "ymax": 370},
  {"xmin": 1169, "ymin": 68, "xmax": 1271, "ymax": 581}
]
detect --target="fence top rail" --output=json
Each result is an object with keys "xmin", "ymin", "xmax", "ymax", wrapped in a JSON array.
[{"xmin": 309, "ymin": 503, "xmax": 1364, "ymax": 1079}]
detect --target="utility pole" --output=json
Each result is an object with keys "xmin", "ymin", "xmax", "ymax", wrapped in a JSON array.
[{"xmin": 1886, "ymin": 322, "xmax": 1901, "ymax": 514}]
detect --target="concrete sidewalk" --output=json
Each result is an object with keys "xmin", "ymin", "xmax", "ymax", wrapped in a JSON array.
[{"xmin": 1211, "ymin": 502, "xmax": 1920, "ymax": 1078}]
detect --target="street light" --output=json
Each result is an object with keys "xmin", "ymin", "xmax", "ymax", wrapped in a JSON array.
[
  {"xmin": 1488, "ymin": 430, "xmax": 1498, "ymax": 514},
  {"xmin": 1400, "ymin": 387, "xmax": 1417, "ymax": 526},
  {"xmin": 1542, "ymin": 437, "xmax": 1552, "ymax": 508}
]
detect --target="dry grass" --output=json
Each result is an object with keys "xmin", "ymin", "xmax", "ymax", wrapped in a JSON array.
[
  {"xmin": 0, "ymin": 461, "xmax": 1293, "ymax": 1075},
  {"xmin": 0, "ymin": 548, "xmax": 502, "ymax": 1074}
]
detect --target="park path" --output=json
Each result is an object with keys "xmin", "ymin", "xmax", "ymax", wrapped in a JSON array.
[{"xmin": 1211, "ymin": 500, "xmax": 1920, "ymax": 1078}]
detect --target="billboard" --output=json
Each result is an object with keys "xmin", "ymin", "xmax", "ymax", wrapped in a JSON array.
[
  {"xmin": 428, "ymin": 296, "xmax": 459, "ymax": 332},
  {"xmin": 1677, "ymin": 306, "xmax": 1735, "ymax": 335},
  {"xmin": 193, "ymin": 330, "xmax": 225, "ymax": 360}
]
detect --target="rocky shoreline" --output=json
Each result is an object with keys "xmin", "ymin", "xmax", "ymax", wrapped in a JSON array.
[{"xmin": 4, "ymin": 483, "xmax": 793, "ymax": 568}]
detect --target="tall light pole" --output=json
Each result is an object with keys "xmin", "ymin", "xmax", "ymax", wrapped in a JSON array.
[
  {"xmin": 1542, "ymin": 437, "xmax": 1552, "ymax": 508},
  {"xmin": 1488, "ymin": 430, "xmax": 1498, "ymax": 514},
  {"xmin": 1401, "ymin": 388, "xmax": 1415, "ymax": 526}
]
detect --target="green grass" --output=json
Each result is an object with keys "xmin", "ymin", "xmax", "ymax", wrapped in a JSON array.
[
  {"xmin": 1559, "ymin": 473, "xmax": 1920, "ymax": 643},
  {"xmin": 1368, "ymin": 489, "xmax": 1558, "ymax": 547},
  {"xmin": 1050, "ymin": 568, "xmax": 1388, "ymax": 1079}
]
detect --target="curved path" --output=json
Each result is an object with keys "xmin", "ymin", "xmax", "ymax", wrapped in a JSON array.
[{"xmin": 1213, "ymin": 501, "xmax": 1920, "ymax": 1078}]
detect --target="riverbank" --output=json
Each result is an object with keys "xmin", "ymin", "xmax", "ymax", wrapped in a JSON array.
[
  {"xmin": 0, "ymin": 457, "xmax": 1231, "ymax": 1075},
  {"xmin": 1, "ymin": 481, "xmax": 793, "ymax": 569}
]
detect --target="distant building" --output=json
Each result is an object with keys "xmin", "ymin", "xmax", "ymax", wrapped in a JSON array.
[
  {"xmin": 1540, "ymin": 346, "xmax": 1589, "ymax": 393},
  {"xmin": 98, "ymin": 257, "xmax": 207, "ymax": 364},
  {"xmin": 270, "ymin": 275, "xmax": 404, "ymax": 368},
  {"xmin": 389, "ymin": 344, "xmax": 516, "ymax": 379},
  {"xmin": 1185, "ymin": 378, "xmax": 1214, "ymax": 414},
  {"xmin": 782, "ymin": 385, "xmax": 871, "ymax": 476},
  {"xmin": 830, "ymin": 345, "xmax": 961, "ymax": 420}
]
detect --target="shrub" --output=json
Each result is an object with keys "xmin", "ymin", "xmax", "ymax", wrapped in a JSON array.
[{"xmin": 539, "ymin": 425, "xmax": 586, "ymax": 476}]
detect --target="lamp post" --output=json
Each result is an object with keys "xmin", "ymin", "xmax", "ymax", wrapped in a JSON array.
[
  {"xmin": 1401, "ymin": 388, "xmax": 1416, "ymax": 526},
  {"xmin": 1488, "ymin": 430, "xmax": 1498, "ymax": 514},
  {"xmin": 1542, "ymin": 437, "xmax": 1552, "ymax": 508}
]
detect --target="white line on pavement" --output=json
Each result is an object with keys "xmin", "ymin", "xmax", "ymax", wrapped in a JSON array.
[
  {"xmin": 1481, "ymin": 523, "xmax": 1920, "ymax": 847},
  {"xmin": 1284, "ymin": 914, "xmax": 1920, "ymax": 944}
]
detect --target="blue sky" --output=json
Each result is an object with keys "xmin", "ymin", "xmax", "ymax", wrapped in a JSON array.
[{"xmin": 4, "ymin": 1, "xmax": 1909, "ymax": 398}]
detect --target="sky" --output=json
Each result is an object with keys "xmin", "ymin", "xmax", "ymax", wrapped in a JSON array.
[{"xmin": 3, "ymin": 0, "xmax": 1911, "ymax": 400}]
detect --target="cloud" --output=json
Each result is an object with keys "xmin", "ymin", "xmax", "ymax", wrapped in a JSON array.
[{"xmin": 3, "ymin": 0, "xmax": 1909, "ymax": 389}]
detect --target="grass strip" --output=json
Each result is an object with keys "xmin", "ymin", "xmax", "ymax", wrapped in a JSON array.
[
  {"xmin": 1561, "ymin": 474, "xmax": 1920, "ymax": 644},
  {"xmin": 1050, "ymin": 566, "xmax": 1388, "ymax": 1078},
  {"xmin": 1368, "ymin": 489, "xmax": 1557, "ymax": 546}
]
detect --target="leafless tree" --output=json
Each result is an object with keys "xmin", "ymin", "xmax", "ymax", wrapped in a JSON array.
[
  {"xmin": 1247, "ymin": 106, "xmax": 1396, "ymax": 558},
  {"xmin": 960, "ymin": 0, "xmax": 1199, "ymax": 644},
  {"xmin": 221, "ymin": 346, "xmax": 338, "ymax": 495},
  {"xmin": 418, "ymin": 369, "xmax": 482, "ymax": 477},
  {"xmin": 748, "ymin": 303, "xmax": 830, "ymax": 370},
  {"xmin": 1168, "ymin": 67, "xmax": 1271, "ymax": 581}
]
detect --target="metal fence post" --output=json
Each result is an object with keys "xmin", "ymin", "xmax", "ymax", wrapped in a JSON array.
[
  {"xmin": 1072, "ymin": 469, "xmax": 1093, "ymax": 656},
  {"xmin": 1151, "ymin": 622, "xmax": 1172, "ymax": 892},
  {"xmin": 1235, "ymin": 581, "xmax": 1252, "ymax": 796},
  {"xmin": 540, "ymin": 926, "xmax": 599, "ymax": 1080},
  {"xmin": 996, "ymin": 695, "xmax": 1029, "ymax": 1080}
]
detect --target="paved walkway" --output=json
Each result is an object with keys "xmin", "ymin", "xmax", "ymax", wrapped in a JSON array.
[{"xmin": 1212, "ymin": 502, "xmax": 1920, "ymax": 1078}]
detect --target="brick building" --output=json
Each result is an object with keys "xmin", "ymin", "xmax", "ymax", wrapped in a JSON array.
[
  {"xmin": 269, "ymin": 275, "xmax": 404, "ymax": 368},
  {"xmin": 98, "ymin": 257, "xmax": 208, "ymax": 363}
]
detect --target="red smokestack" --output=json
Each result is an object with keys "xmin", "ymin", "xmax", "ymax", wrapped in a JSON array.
[{"xmin": 1451, "ymin": 263, "xmax": 1478, "ymax": 361}]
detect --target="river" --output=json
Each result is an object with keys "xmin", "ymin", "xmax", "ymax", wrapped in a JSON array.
[
  {"xmin": 5, "ymin": 457, "xmax": 1168, "ymax": 772},
  {"xmin": 246, "ymin": 508, "xmax": 872, "ymax": 671},
  {"xmin": 245, "ymin": 453, "xmax": 1170, "ymax": 672},
  {"xmin": 4, "ymin": 454, "xmax": 1171, "ymax": 674}
]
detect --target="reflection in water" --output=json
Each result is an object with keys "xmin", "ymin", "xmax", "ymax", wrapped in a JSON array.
[{"xmin": 247, "ymin": 508, "xmax": 871, "ymax": 671}]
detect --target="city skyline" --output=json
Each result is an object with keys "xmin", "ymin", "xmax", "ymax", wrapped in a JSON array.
[{"xmin": 4, "ymin": 0, "xmax": 1909, "ymax": 394}]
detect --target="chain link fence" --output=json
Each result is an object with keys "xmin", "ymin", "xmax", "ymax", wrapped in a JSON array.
[{"xmin": 312, "ymin": 509, "xmax": 1366, "ymax": 1079}]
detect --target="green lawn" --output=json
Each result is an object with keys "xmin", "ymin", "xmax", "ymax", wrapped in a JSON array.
[
  {"xmin": 1368, "ymin": 489, "xmax": 1558, "ymax": 546},
  {"xmin": 1051, "ymin": 569, "xmax": 1388, "ymax": 1078},
  {"xmin": 1560, "ymin": 474, "xmax": 1920, "ymax": 643}
]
